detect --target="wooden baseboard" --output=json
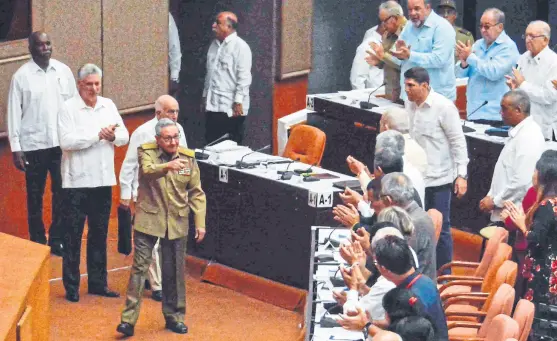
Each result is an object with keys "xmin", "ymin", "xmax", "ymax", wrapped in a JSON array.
[{"xmin": 199, "ymin": 261, "xmax": 307, "ymax": 311}]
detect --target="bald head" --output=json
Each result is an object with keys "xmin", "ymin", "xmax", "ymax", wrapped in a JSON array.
[
  {"xmin": 213, "ymin": 11, "xmax": 238, "ymax": 41},
  {"xmin": 155, "ymin": 95, "xmax": 179, "ymax": 122},
  {"xmin": 374, "ymin": 330, "xmax": 403, "ymax": 341},
  {"xmin": 28, "ymin": 31, "xmax": 52, "ymax": 63}
]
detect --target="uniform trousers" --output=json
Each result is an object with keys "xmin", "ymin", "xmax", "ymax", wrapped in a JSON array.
[
  {"xmin": 205, "ymin": 111, "xmax": 245, "ymax": 145},
  {"xmin": 148, "ymin": 239, "xmax": 162, "ymax": 291},
  {"xmin": 23, "ymin": 147, "xmax": 64, "ymax": 244},
  {"xmin": 62, "ymin": 186, "xmax": 112, "ymax": 295},
  {"xmin": 121, "ymin": 230, "xmax": 186, "ymax": 325}
]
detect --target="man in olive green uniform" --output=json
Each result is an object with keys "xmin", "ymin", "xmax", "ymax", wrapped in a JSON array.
[
  {"xmin": 117, "ymin": 118, "xmax": 207, "ymax": 337},
  {"xmin": 367, "ymin": 1, "xmax": 407, "ymax": 102},
  {"xmin": 437, "ymin": 0, "xmax": 474, "ymax": 62}
]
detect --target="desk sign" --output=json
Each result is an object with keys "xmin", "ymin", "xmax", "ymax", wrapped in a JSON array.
[
  {"xmin": 306, "ymin": 95, "xmax": 315, "ymax": 110},
  {"xmin": 308, "ymin": 190, "xmax": 333, "ymax": 208},
  {"xmin": 219, "ymin": 166, "xmax": 229, "ymax": 183}
]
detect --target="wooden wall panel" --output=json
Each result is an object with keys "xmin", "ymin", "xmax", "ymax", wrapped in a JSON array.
[
  {"xmin": 102, "ymin": 0, "xmax": 168, "ymax": 111},
  {"xmin": 278, "ymin": 0, "xmax": 312, "ymax": 79},
  {"xmin": 42, "ymin": 0, "xmax": 102, "ymax": 81}
]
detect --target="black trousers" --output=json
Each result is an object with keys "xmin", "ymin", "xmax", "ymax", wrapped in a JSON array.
[
  {"xmin": 62, "ymin": 186, "xmax": 112, "ymax": 295},
  {"xmin": 23, "ymin": 147, "xmax": 63, "ymax": 244},
  {"xmin": 205, "ymin": 111, "xmax": 246, "ymax": 145}
]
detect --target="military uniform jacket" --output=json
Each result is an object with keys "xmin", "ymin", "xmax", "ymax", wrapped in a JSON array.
[
  {"xmin": 454, "ymin": 26, "xmax": 474, "ymax": 62},
  {"xmin": 135, "ymin": 142, "xmax": 207, "ymax": 240}
]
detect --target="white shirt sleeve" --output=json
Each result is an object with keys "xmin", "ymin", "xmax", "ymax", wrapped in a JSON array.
[
  {"xmin": 111, "ymin": 103, "xmax": 129, "ymax": 147},
  {"xmin": 358, "ymin": 200, "xmax": 374, "ymax": 218},
  {"xmin": 168, "ymin": 13, "xmax": 182, "ymax": 80},
  {"xmin": 58, "ymin": 101, "xmax": 99, "ymax": 151},
  {"xmin": 7, "ymin": 75, "xmax": 23, "ymax": 152},
  {"xmin": 119, "ymin": 130, "xmax": 142, "ymax": 200},
  {"xmin": 441, "ymin": 103, "xmax": 469, "ymax": 177},
  {"xmin": 234, "ymin": 43, "xmax": 252, "ymax": 104},
  {"xmin": 350, "ymin": 43, "xmax": 371, "ymax": 90}
]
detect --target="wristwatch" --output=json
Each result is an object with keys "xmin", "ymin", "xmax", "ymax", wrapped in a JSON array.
[
  {"xmin": 362, "ymin": 322, "xmax": 372, "ymax": 339},
  {"xmin": 458, "ymin": 174, "xmax": 468, "ymax": 180}
]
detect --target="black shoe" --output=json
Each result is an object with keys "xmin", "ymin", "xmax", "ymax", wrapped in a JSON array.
[
  {"xmin": 144, "ymin": 279, "xmax": 151, "ymax": 291},
  {"xmin": 48, "ymin": 241, "xmax": 64, "ymax": 257},
  {"xmin": 88, "ymin": 287, "xmax": 120, "ymax": 298},
  {"xmin": 152, "ymin": 290, "xmax": 162, "ymax": 302},
  {"xmin": 116, "ymin": 322, "xmax": 135, "ymax": 337},
  {"xmin": 65, "ymin": 292, "xmax": 79, "ymax": 302},
  {"xmin": 165, "ymin": 321, "xmax": 188, "ymax": 334}
]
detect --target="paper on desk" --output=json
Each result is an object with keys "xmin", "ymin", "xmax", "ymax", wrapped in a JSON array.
[
  {"xmin": 312, "ymin": 326, "xmax": 366, "ymax": 341},
  {"xmin": 205, "ymin": 140, "xmax": 249, "ymax": 153}
]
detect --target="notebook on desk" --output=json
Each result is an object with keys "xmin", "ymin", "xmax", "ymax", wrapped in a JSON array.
[{"xmin": 332, "ymin": 179, "xmax": 361, "ymax": 191}]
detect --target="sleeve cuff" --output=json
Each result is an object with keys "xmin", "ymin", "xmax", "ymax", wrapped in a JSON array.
[
  {"xmin": 457, "ymin": 165, "xmax": 468, "ymax": 178},
  {"xmin": 466, "ymin": 53, "xmax": 478, "ymax": 68},
  {"xmin": 234, "ymin": 93, "xmax": 244, "ymax": 104},
  {"xmin": 170, "ymin": 70, "xmax": 180, "ymax": 80},
  {"xmin": 493, "ymin": 195, "xmax": 503, "ymax": 208},
  {"xmin": 10, "ymin": 141, "xmax": 21, "ymax": 152},
  {"xmin": 120, "ymin": 188, "xmax": 132, "ymax": 200},
  {"xmin": 195, "ymin": 214, "xmax": 206, "ymax": 230}
]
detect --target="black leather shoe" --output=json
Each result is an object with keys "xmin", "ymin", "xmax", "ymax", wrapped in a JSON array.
[
  {"xmin": 165, "ymin": 321, "xmax": 188, "ymax": 334},
  {"xmin": 65, "ymin": 292, "xmax": 79, "ymax": 302},
  {"xmin": 152, "ymin": 290, "xmax": 162, "ymax": 302},
  {"xmin": 48, "ymin": 241, "xmax": 64, "ymax": 257},
  {"xmin": 116, "ymin": 322, "xmax": 134, "ymax": 337},
  {"xmin": 88, "ymin": 287, "xmax": 120, "ymax": 298}
]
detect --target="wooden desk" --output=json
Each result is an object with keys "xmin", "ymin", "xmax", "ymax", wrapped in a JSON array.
[{"xmin": 0, "ymin": 233, "xmax": 50, "ymax": 341}]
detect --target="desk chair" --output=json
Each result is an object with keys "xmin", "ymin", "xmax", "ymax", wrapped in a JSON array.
[{"xmin": 283, "ymin": 125, "xmax": 326, "ymax": 166}]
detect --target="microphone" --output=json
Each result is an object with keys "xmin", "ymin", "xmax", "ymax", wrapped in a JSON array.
[
  {"xmin": 462, "ymin": 100, "xmax": 488, "ymax": 133},
  {"xmin": 279, "ymin": 158, "xmax": 300, "ymax": 180},
  {"xmin": 294, "ymin": 162, "xmax": 317, "ymax": 175},
  {"xmin": 195, "ymin": 133, "xmax": 230, "ymax": 160},
  {"xmin": 236, "ymin": 144, "xmax": 271, "ymax": 169},
  {"xmin": 360, "ymin": 82, "xmax": 386, "ymax": 109}
]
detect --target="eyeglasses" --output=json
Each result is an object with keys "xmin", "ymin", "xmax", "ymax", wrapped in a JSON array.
[
  {"xmin": 522, "ymin": 34, "xmax": 546, "ymax": 41},
  {"xmin": 479, "ymin": 23, "xmax": 499, "ymax": 30},
  {"xmin": 159, "ymin": 134, "xmax": 181, "ymax": 143},
  {"xmin": 380, "ymin": 15, "xmax": 395, "ymax": 24}
]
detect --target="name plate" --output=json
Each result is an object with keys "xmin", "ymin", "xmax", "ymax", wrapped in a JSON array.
[
  {"xmin": 306, "ymin": 95, "xmax": 315, "ymax": 111},
  {"xmin": 308, "ymin": 190, "xmax": 333, "ymax": 208},
  {"xmin": 219, "ymin": 166, "xmax": 229, "ymax": 183}
]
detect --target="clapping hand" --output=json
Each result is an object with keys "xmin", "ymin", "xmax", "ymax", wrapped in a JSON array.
[
  {"xmin": 339, "ymin": 187, "xmax": 363, "ymax": 206},
  {"xmin": 346, "ymin": 155, "xmax": 366, "ymax": 176},
  {"xmin": 370, "ymin": 42, "xmax": 385, "ymax": 60},
  {"xmin": 333, "ymin": 204, "xmax": 360, "ymax": 227},
  {"xmin": 166, "ymin": 158, "xmax": 189, "ymax": 172},
  {"xmin": 456, "ymin": 40, "xmax": 473, "ymax": 64},
  {"xmin": 391, "ymin": 40, "xmax": 411, "ymax": 60},
  {"xmin": 99, "ymin": 124, "xmax": 117, "ymax": 141},
  {"xmin": 337, "ymin": 307, "xmax": 370, "ymax": 331},
  {"xmin": 503, "ymin": 201, "xmax": 527, "ymax": 233},
  {"xmin": 351, "ymin": 228, "xmax": 371, "ymax": 255}
]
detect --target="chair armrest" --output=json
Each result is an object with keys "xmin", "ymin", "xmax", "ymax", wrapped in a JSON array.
[
  {"xmin": 444, "ymin": 295, "xmax": 487, "ymax": 309},
  {"xmin": 447, "ymin": 321, "xmax": 482, "ymax": 330},
  {"xmin": 438, "ymin": 275, "xmax": 485, "ymax": 283},
  {"xmin": 442, "ymin": 292, "xmax": 489, "ymax": 302},
  {"xmin": 439, "ymin": 280, "xmax": 483, "ymax": 294},
  {"xmin": 438, "ymin": 261, "xmax": 480, "ymax": 275},
  {"xmin": 445, "ymin": 310, "xmax": 488, "ymax": 319}
]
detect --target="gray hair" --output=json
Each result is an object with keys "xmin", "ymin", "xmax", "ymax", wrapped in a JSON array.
[
  {"xmin": 374, "ymin": 147, "xmax": 404, "ymax": 173},
  {"xmin": 379, "ymin": 1, "xmax": 404, "ymax": 17},
  {"xmin": 155, "ymin": 118, "xmax": 177, "ymax": 136},
  {"xmin": 484, "ymin": 8, "xmax": 505, "ymax": 26},
  {"xmin": 528, "ymin": 20, "xmax": 551, "ymax": 39},
  {"xmin": 377, "ymin": 130, "xmax": 406, "ymax": 156},
  {"xmin": 503, "ymin": 89, "xmax": 531, "ymax": 116},
  {"xmin": 377, "ymin": 206, "xmax": 415, "ymax": 236},
  {"xmin": 381, "ymin": 172, "xmax": 415, "ymax": 206},
  {"xmin": 382, "ymin": 107, "xmax": 410, "ymax": 134},
  {"xmin": 371, "ymin": 227, "xmax": 404, "ymax": 250},
  {"xmin": 77, "ymin": 63, "xmax": 102, "ymax": 80}
]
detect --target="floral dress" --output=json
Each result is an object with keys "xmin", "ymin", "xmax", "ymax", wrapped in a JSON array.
[{"xmin": 522, "ymin": 198, "xmax": 557, "ymax": 305}]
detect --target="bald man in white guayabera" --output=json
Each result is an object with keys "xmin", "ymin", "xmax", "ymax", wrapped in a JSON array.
[
  {"xmin": 119, "ymin": 95, "xmax": 187, "ymax": 302},
  {"xmin": 506, "ymin": 21, "xmax": 557, "ymax": 140}
]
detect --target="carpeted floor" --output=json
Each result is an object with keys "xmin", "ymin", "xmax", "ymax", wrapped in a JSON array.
[{"xmin": 47, "ymin": 225, "xmax": 482, "ymax": 340}]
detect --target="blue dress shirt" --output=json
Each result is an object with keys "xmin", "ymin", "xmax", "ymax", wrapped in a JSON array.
[
  {"xmin": 399, "ymin": 11, "xmax": 456, "ymax": 101},
  {"xmin": 455, "ymin": 31, "xmax": 519, "ymax": 121}
]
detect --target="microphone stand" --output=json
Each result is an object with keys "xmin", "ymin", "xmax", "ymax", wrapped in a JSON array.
[
  {"xmin": 462, "ymin": 100, "xmax": 488, "ymax": 133},
  {"xmin": 236, "ymin": 144, "xmax": 271, "ymax": 169},
  {"xmin": 360, "ymin": 83, "xmax": 386, "ymax": 109},
  {"xmin": 279, "ymin": 158, "xmax": 300, "ymax": 180},
  {"xmin": 195, "ymin": 133, "xmax": 230, "ymax": 160}
]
